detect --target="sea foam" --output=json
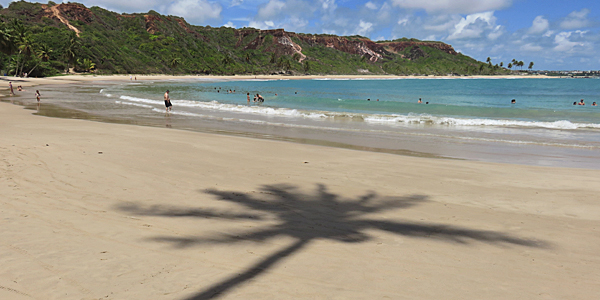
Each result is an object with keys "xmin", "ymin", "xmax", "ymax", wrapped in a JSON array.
[{"xmin": 118, "ymin": 95, "xmax": 600, "ymax": 131}]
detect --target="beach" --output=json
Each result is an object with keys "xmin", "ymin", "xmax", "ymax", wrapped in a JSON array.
[{"xmin": 1, "ymin": 75, "xmax": 600, "ymax": 299}]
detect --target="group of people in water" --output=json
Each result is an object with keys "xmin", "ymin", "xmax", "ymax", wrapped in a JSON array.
[
  {"xmin": 415, "ymin": 96, "xmax": 597, "ymax": 106},
  {"xmin": 574, "ymin": 99, "xmax": 597, "ymax": 106},
  {"xmin": 155, "ymin": 86, "xmax": 600, "ymax": 113},
  {"xmin": 8, "ymin": 81, "xmax": 41, "ymax": 103},
  {"xmin": 248, "ymin": 93, "xmax": 265, "ymax": 104},
  {"xmin": 163, "ymin": 88, "xmax": 275, "ymax": 112}
]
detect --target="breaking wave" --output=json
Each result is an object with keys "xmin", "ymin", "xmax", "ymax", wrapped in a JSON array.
[{"xmin": 118, "ymin": 95, "xmax": 600, "ymax": 130}]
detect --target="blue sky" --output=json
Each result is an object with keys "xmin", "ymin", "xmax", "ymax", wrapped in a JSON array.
[{"xmin": 2, "ymin": 0, "xmax": 599, "ymax": 70}]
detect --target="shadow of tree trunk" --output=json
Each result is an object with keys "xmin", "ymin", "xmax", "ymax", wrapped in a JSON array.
[{"xmin": 186, "ymin": 239, "xmax": 309, "ymax": 300}]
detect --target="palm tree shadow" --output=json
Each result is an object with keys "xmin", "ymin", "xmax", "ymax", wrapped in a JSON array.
[{"xmin": 116, "ymin": 183, "xmax": 549, "ymax": 300}]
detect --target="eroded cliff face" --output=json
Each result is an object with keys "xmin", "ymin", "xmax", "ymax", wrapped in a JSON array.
[
  {"xmin": 234, "ymin": 28, "xmax": 457, "ymax": 62},
  {"xmin": 41, "ymin": 3, "xmax": 96, "ymax": 26},
  {"xmin": 16, "ymin": 3, "xmax": 458, "ymax": 63},
  {"xmin": 143, "ymin": 14, "xmax": 162, "ymax": 35}
]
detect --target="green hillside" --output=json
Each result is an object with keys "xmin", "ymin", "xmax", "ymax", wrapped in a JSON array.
[{"xmin": 0, "ymin": 1, "xmax": 510, "ymax": 77}]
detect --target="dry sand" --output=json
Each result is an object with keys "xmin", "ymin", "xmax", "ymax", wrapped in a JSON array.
[{"xmin": 1, "ymin": 75, "xmax": 599, "ymax": 299}]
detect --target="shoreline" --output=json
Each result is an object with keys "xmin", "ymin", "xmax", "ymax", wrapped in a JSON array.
[
  {"xmin": 2, "ymin": 73, "xmax": 556, "ymax": 89},
  {"xmin": 1, "ymin": 97, "xmax": 599, "ymax": 299},
  {"xmin": 3, "ymin": 74, "xmax": 599, "ymax": 170}
]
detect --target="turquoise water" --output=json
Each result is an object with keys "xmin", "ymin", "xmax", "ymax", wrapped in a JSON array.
[
  {"xmin": 34, "ymin": 78, "xmax": 600, "ymax": 168},
  {"xmin": 117, "ymin": 78, "xmax": 600, "ymax": 129}
]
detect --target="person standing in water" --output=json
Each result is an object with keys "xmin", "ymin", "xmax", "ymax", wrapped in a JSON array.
[
  {"xmin": 247, "ymin": 92, "xmax": 250, "ymax": 105},
  {"xmin": 35, "ymin": 90, "xmax": 41, "ymax": 102},
  {"xmin": 9, "ymin": 81, "xmax": 14, "ymax": 95},
  {"xmin": 164, "ymin": 90, "xmax": 172, "ymax": 112}
]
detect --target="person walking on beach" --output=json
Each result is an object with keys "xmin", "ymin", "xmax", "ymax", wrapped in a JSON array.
[
  {"xmin": 9, "ymin": 81, "xmax": 14, "ymax": 95},
  {"xmin": 35, "ymin": 90, "xmax": 41, "ymax": 102},
  {"xmin": 164, "ymin": 90, "xmax": 172, "ymax": 112}
]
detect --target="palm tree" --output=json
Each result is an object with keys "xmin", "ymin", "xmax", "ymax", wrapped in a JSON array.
[
  {"xmin": 500, "ymin": 62, "xmax": 503, "ymax": 68},
  {"xmin": 26, "ymin": 43, "xmax": 53, "ymax": 76},
  {"xmin": 16, "ymin": 34, "xmax": 36, "ymax": 76},
  {"xmin": 528, "ymin": 61, "xmax": 534, "ymax": 71},
  {"xmin": 6, "ymin": 20, "xmax": 30, "ymax": 76},
  {"xmin": 37, "ymin": 44, "xmax": 52, "ymax": 62},
  {"xmin": 79, "ymin": 58, "xmax": 95, "ymax": 73},
  {"xmin": 508, "ymin": 63, "xmax": 512, "ymax": 70},
  {"xmin": 518, "ymin": 61, "xmax": 524, "ymax": 70},
  {"xmin": 169, "ymin": 56, "xmax": 181, "ymax": 75},
  {"xmin": 0, "ymin": 23, "xmax": 16, "ymax": 56},
  {"xmin": 303, "ymin": 60, "xmax": 310, "ymax": 73},
  {"xmin": 64, "ymin": 35, "xmax": 79, "ymax": 73}
]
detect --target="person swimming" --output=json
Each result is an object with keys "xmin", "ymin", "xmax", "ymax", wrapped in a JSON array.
[{"xmin": 511, "ymin": 99, "xmax": 516, "ymax": 104}]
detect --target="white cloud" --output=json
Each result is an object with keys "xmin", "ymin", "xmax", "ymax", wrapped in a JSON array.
[
  {"xmin": 528, "ymin": 16, "xmax": 549, "ymax": 34},
  {"xmin": 365, "ymin": 1, "xmax": 377, "ymax": 10},
  {"xmin": 424, "ymin": 15, "xmax": 460, "ymax": 32},
  {"xmin": 389, "ymin": 0, "xmax": 511, "ymax": 14},
  {"xmin": 376, "ymin": 2, "xmax": 392, "ymax": 22},
  {"xmin": 356, "ymin": 20, "xmax": 373, "ymax": 36},
  {"xmin": 257, "ymin": 0, "xmax": 286, "ymax": 20},
  {"xmin": 229, "ymin": 0, "xmax": 243, "ymax": 7},
  {"xmin": 447, "ymin": 11, "xmax": 496, "ymax": 40},
  {"xmin": 319, "ymin": 0, "xmax": 337, "ymax": 13},
  {"xmin": 487, "ymin": 25, "xmax": 503, "ymax": 40},
  {"xmin": 560, "ymin": 9, "xmax": 591, "ymax": 29},
  {"xmin": 520, "ymin": 43, "xmax": 543, "ymax": 52},
  {"xmin": 248, "ymin": 20, "xmax": 274, "ymax": 29},
  {"xmin": 397, "ymin": 17, "xmax": 409, "ymax": 26},
  {"xmin": 553, "ymin": 31, "xmax": 584, "ymax": 52},
  {"xmin": 223, "ymin": 21, "xmax": 235, "ymax": 28},
  {"xmin": 167, "ymin": 0, "xmax": 221, "ymax": 23}
]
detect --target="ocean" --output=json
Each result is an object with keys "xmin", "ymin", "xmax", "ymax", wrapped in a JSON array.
[{"xmin": 28, "ymin": 77, "xmax": 600, "ymax": 169}]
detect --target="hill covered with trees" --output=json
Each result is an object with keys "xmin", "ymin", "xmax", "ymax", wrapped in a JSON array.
[{"xmin": 0, "ymin": 1, "xmax": 511, "ymax": 77}]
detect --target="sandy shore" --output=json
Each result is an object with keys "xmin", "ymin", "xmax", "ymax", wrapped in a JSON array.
[
  {"xmin": 1, "ymin": 75, "xmax": 599, "ymax": 299},
  {"xmin": 1, "ymin": 72, "xmax": 555, "ymax": 89}
]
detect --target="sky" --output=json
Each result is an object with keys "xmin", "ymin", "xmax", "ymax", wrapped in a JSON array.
[{"xmin": 2, "ymin": 0, "xmax": 599, "ymax": 70}]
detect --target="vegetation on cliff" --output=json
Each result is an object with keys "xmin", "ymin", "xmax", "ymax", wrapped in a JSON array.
[{"xmin": 0, "ymin": 1, "xmax": 511, "ymax": 77}]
